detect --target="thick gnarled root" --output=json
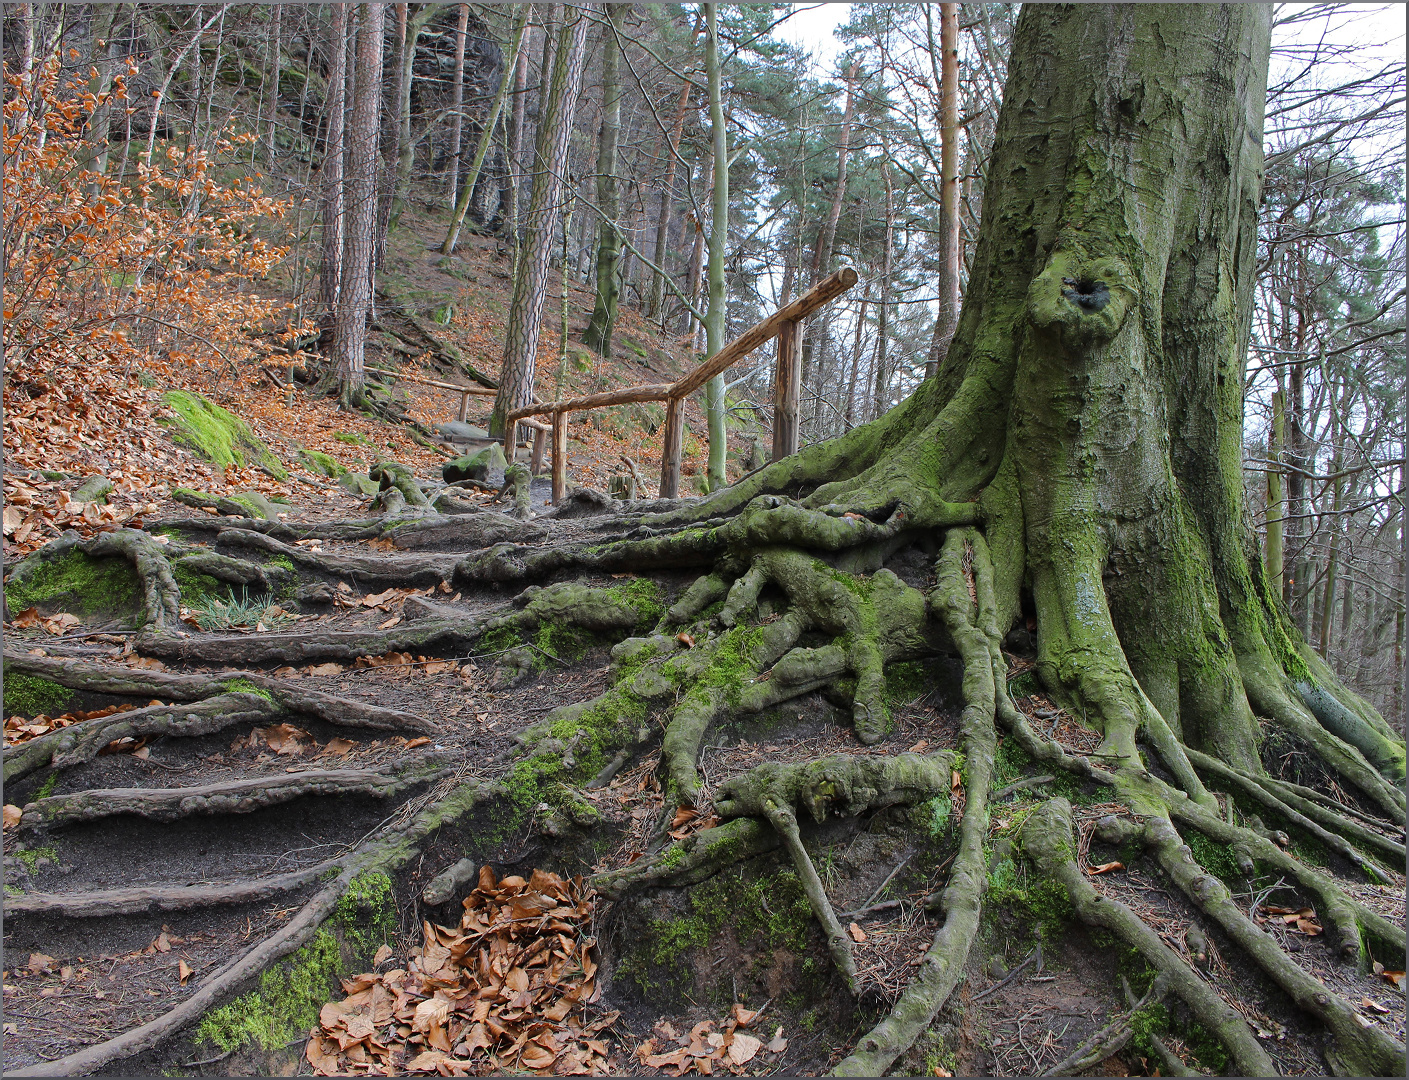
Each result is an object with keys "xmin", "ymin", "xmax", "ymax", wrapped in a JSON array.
[{"xmin": 834, "ymin": 529, "xmax": 999, "ymax": 1076}]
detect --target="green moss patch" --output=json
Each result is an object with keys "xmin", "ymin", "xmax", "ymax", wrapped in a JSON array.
[
  {"xmin": 159, "ymin": 390, "xmax": 287, "ymax": 479},
  {"xmin": 197, "ymin": 871, "xmax": 395, "ymax": 1053},
  {"xmin": 3, "ymin": 673, "xmax": 75, "ymax": 718},
  {"xmin": 5, "ymin": 547, "xmax": 141, "ymax": 620}
]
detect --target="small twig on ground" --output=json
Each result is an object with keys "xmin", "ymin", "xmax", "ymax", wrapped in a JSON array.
[{"xmin": 972, "ymin": 942, "xmax": 1042, "ymax": 1002}]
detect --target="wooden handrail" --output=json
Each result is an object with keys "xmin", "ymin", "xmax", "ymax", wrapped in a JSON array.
[
  {"xmin": 504, "ymin": 383, "xmax": 674, "ymax": 425},
  {"xmin": 669, "ymin": 266, "xmax": 858, "ymax": 399}
]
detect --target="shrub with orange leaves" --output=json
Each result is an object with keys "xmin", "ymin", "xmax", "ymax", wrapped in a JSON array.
[{"xmin": 3, "ymin": 55, "xmax": 308, "ymax": 378}]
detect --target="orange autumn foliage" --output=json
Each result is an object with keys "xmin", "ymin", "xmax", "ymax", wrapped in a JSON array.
[{"xmin": 2, "ymin": 54, "xmax": 310, "ymax": 378}]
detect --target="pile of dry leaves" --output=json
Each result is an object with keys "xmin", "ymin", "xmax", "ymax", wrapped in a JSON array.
[{"xmin": 306, "ymin": 866, "xmax": 613, "ymax": 1076}]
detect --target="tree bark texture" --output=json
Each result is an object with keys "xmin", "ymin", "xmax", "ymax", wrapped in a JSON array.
[
  {"xmin": 703, "ymin": 3, "xmax": 728, "ymax": 492},
  {"xmin": 582, "ymin": 3, "xmax": 625, "ymax": 357},
  {"xmin": 489, "ymin": 3, "xmax": 591, "ymax": 442},
  {"xmin": 333, "ymin": 2, "xmax": 385, "ymax": 408}
]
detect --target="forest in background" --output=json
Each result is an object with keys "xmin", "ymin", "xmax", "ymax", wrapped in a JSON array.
[
  {"xmin": 2, "ymin": 5, "xmax": 1407, "ymax": 1077},
  {"xmin": 4, "ymin": 3, "xmax": 1403, "ymax": 719}
]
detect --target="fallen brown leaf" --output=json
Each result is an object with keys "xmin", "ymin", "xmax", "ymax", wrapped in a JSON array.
[
  {"xmin": 848, "ymin": 922, "xmax": 867, "ymax": 943},
  {"xmin": 2, "ymin": 804, "xmax": 22, "ymax": 829}
]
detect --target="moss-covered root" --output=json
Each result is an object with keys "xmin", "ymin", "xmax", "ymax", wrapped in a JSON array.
[
  {"xmin": 659, "ymin": 616, "xmax": 805, "ymax": 804},
  {"xmin": 1021, "ymin": 798, "xmax": 1277, "ymax": 1077},
  {"xmin": 1165, "ymin": 798, "xmax": 1406, "ymax": 966},
  {"xmin": 492, "ymin": 462, "xmax": 533, "ymax": 519},
  {"xmin": 1143, "ymin": 815, "xmax": 1407, "ymax": 1077},
  {"xmin": 1041, "ymin": 974, "xmax": 1170, "ymax": 1077},
  {"xmin": 833, "ymin": 530, "xmax": 998, "ymax": 1077},
  {"xmin": 713, "ymin": 753, "xmax": 954, "ymax": 823},
  {"xmin": 1184, "ymin": 746, "xmax": 1397, "ymax": 884},
  {"xmin": 369, "ymin": 461, "xmax": 431, "ymax": 511},
  {"xmin": 591, "ymin": 818, "xmax": 779, "ymax": 900},
  {"xmin": 763, "ymin": 799, "xmax": 859, "ymax": 994},
  {"xmin": 23, "ymin": 528, "xmax": 184, "ymax": 631}
]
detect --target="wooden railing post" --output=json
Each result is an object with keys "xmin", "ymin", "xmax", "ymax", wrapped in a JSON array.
[
  {"xmin": 457, "ymin": 392, "xmax": 470, "ymax": 422},
  {"xmin": 530, "ymin": 425, "xmax": 547, "ymax": 476},
  {"xmin": 658, "ymin": 396, "xmax": 685, "ymax": 498},
  {"xmin": 772, "ymin": 318, "xmax": 799, "ymax": 461},
  {"xmin": 551, "ymin": 409, "xmax": 567, "ymax": 505}
]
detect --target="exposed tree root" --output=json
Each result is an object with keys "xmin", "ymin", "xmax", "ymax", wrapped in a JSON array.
[
  {"xmin": 1040, "ymin": 974, "xmax": 1168, "ymax": 1076},
  {"xmin": 2, "ymin": 858, "xmax": 343, "ymax": 919},
  {"xmin": 16, "ymin": 763, "xmax": 449, "ymax": 829},
  {"xmin": 5, "ymin": 694, "xmax": 280, "ymax": 784},
  {"xmin": 4, "ymin": 771, "xmax": 492, "ymax": 1077},
  {"xmin": 1022, "ymin": 797, "xmax": 1277, "ymax": 1077},
  {"xmin": 1184, "ymin": 745, "xmax": 1397, "ymax": 882},
  {"xmin": 5, "ymin": 651, "xmax": 433, "ymax": 732},
  {"xmin": 1142, "ymin": 815, "xmax": 1406, "ymax": 1076},
  {"xmin": 833, "ymin": 529, "xmax": 999, "ymax": 1076},
  {"xmin": 590, "ymin": 818, "xmax": 780, "ymax": 901}
]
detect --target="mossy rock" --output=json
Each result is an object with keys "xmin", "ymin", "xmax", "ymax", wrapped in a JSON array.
[
  {"xmin": 71, "ymin": 476, "xmax": 113, "ymax": 504},
  {"xmin": 443, "ymin": 443, "xmax": 507, "ymax": 484},
  {"xmin": 338, "ymin": 473, "xmax": 381, "ymax": 497},
  {"xmin": 297, "ymin": 449, "xmax": 347, "ymax": 479},
  {"xmin": 4, "ymin": 541, "xmax": 142, "ymax": 622},
  {"xmin": 160, "ymin": 390, "xmax": 287, "ymax": 479}
]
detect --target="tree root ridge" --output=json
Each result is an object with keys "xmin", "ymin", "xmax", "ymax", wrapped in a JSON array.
[
  {"xmin": 1183, "ymin": 745, "xmax": 1398, "ymax": 882},
  {"xmin": 7, "ymin": 771, "xmax": 492, "ymax": 1077},
  {"xmin": 17, "ymin": 763, "xmax": 449, "ymax": 830},
  {"xmin": 1022, "ymin": 797, "xmax": 1278, "ymax": 1077},
  {"xmin": 3, "ymin": 651, "xmax": 433, "ymax": 733},
  {"xmin": 713, "ymin": 752, "xmax": 955, "ymax": 823},
  {"xmin": 833, "ymin": 528, "xmax": 999, "ymax": 1076},
  {"xmin": 5, "ymin": 694, "xmax": 280, "ymax": 784},
  {"xmin": 3, "ymin": 859, "xmax": 343, "ymax": 919},
  {"xmin": 1142, "ymin": 814, "xmax": 1406, "ymax": 1077}
]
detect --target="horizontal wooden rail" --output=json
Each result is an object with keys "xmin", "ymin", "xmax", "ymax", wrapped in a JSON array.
[{"xmin": 504, "ymin": 384, "xmax": 674, "ymax": 424}]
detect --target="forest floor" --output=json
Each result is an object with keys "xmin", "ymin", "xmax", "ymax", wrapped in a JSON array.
[{"xmin": 3, "ymin": 212, "xmax": 1405, "ymax": 1077}]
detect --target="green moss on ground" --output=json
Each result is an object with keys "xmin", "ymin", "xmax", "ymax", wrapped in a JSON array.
[
  {"xmin": 159, "ymin": 390, "xmax": 287, "ymax": 479},
  {"xmin": 13, "ymin": 844, "xmax": 59, "ymax": 873},
  {"xmin": 5, "ymin": 548, "xmax": 141, "ymax": 619},
  {"xmin": 171, "ymin": 563, "xmax": 226, "ymax": 603},
  {"xmin": 617, "ymin": 866, "xmax": 815, "ymax": 998},
  {"xmin": 3, "ymin": 673, "xmax": 75, "ymax": 717},
  {"xmin": 35, "ymin": 772, "xmax": 58, "ymax": 799},
  {"xmin": 224, "ymin": 677, "xmax": 275, "ymax": 702},
  {"xmin": 297, "ymin": 449, "xmax": 347, "ymax": 478},
  {"xmin": 1185, "ymin": 830, "xmax": 1240, "ymax": 883},
  {"xmin": 196, "ymin": 871, "xmax": 395, "ymax": 1053},
  {"xmin": 884, "ymin": 660, "xmax": 930, "ymax": 709}
]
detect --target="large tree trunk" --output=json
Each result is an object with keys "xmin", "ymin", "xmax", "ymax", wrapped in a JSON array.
[
  {"xmin": 489, "ymin": 3, "xmax": 591, "ymax": 443},
  {"xmin": 582, "ymin": 3, "xmax": 624, "ymax": 357},
  {"xmin": 446, "ymin": 3, "xmax": 470, "ymax": 210},
  {"xmin": 332, "ymin": 2, "xmax": 385, "ymax": 408}
]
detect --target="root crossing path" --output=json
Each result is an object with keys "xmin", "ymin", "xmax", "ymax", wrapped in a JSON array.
[{"xmin": 3, "ymin": 479, "xmax": 1404, "ymax": 1076}]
